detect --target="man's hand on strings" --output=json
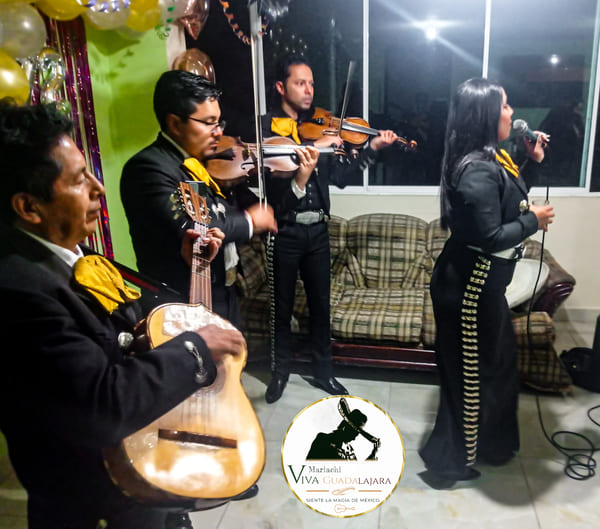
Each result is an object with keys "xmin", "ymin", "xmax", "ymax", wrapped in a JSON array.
[
  {"xmin": 370, "ymin": 130, "xmax": 398, "ymax": 151},
  {"xmin": 181, "ymin": 227, "xmax": 224, "ymax": 266}
]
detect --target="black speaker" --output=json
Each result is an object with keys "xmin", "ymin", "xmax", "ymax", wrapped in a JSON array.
[{"xmin": 560, "ymin": 315, "xmax": 600, "ymax": 392}]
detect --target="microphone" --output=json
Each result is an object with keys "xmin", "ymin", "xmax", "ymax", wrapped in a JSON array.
[{"xmin": 512, "ymin": 119, "xmax": 549, "ymax": 146}]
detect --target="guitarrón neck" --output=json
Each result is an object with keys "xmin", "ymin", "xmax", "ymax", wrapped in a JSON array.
[{"xmin": 189, "ymin": 220, "xmax": 212, "ymax": 309}]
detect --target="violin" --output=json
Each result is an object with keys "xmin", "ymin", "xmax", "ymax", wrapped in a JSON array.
[
  {"xmin": 298, "ymin": 107, "xmax": 418, "ymax": 152},
  {"xmin": 204, "ymin": 135, "xmax": 345, "ymax": 184}
]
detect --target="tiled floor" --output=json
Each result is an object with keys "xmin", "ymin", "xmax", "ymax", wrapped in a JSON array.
[{"xmin": 1, "ymin": 319, "xmax": 599, "ymax": 528}]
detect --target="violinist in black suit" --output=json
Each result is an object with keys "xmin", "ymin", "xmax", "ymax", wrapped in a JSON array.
[
  {"xmin": 0, "ymin": 100, "xmax": 243, "ymax": 529},
  {"xmin": 121, "ymin": 70, "xmax": 276, "ymax": 327},
  {"xmin": 262, "ymin": 55, "xmax": 398, "ymax": 403}
]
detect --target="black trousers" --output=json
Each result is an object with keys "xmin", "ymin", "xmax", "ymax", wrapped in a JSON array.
[
  {"xmin": 212, "ymin": 282, "xmax": 242, "ymax": 330},
  {"xmin": 268, "ymin": 221, "xmax": 332, "ymax": 379},
  {"xmin": 419, "ymin": 239, "xmax": 520, "ymax": 477}
]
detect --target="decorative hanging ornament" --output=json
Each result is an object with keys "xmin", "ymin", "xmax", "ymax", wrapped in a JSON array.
[
  {"xmin": 219, "ymin": 0, "xmax": 267, "ymax": 46},
  {"xmin": 37, "ymin": 46, "xmax": 70, "ymax": 114}
]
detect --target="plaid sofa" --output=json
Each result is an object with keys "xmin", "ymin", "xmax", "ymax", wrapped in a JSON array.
[{"xmin": 237, "ymin": 213, "xmax": 575, "ymax": 392}]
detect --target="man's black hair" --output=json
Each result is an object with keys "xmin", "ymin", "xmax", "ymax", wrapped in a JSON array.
[
  {"xmin": 274, "ymin": 54, "xmax": 311, "ymax": 84},
  {"xmin": 153, "ymin": 70, "xmax": 222, "ymax": 131},
  {"xmin": 0, "ymin": 99, "xmax": 74, "ymax": 224}
]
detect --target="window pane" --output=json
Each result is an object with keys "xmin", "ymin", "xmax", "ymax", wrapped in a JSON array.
[
  {"xmin": 488, "ymin": 0, "xmax": 597, "ymax": 188},
  {"xmin": 367, "ymin": 0, "xmax": 486, "ymax": 186}
]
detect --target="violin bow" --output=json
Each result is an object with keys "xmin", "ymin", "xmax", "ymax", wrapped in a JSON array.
[
  {"xmin": 248, "ymin": 0, "xmax": 268, "ymax": 209},
  {"xmin": 337, "ymin": 60, "xmax": 357, "ymax": 138}
]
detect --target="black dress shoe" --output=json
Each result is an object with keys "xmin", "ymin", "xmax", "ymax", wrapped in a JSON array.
[
  {"xmin": 232, "ymin": 484, "xmax": 259, "ymax": 501},
  {"xmin": 313, "ymin": 376, "xmax": 349, "ymax": 395},
  {"xmin": 265, "ymin": 375, "xmax": 287, "ymax": 403}
]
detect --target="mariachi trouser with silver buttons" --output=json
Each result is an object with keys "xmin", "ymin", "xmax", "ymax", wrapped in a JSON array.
[
  {"xmin": 267, "ymin": 220, "xmax": 333, "ymax": 380},
  {"xmin": 419, "ymin": 237, "xmax": 520, "ymax": 477}
]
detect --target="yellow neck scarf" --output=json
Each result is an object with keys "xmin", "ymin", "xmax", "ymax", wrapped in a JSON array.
[
  {"xmin": 183, "ymin": 157, "xmax": 225, "ymax": 198},
  {"xmin": 496, "ymin": 149, "xmax": 520, "ymax": 178},
  {"xmin": 271, "ymin": 117, "xmax": 301, "ymax": 145},
  {"xmin": 73, "ymin": 255, "xmax": 140, "ymax": 314}
]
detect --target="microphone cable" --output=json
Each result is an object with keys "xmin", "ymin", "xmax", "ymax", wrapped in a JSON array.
[{"xmin": 525, "ymin": 185, "xmax": 600, "ymax": 480}]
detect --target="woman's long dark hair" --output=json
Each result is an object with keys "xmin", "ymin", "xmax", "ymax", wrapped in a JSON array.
[{"xmin": 440, "ymin": 77, "xmax": 504, "ymax": 229}]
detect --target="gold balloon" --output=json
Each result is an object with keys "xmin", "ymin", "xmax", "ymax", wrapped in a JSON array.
[
  {"xmin": 36, "ymin": 0, "xmax": 86, "ymax": 21},
  {"xmin": 172, "ymin": 48, "xmax": 215, "ymax": 83},
  {"xmin": 126, "ymin": 7, "xmax": 161, "ymax": 32},
  {"xmin": 0, "ymin": 50, "xmax": 30, "ymax": 105},
  {"xmin": 130, "ymin": 0, "xmax": 158, "ymax": 10}
]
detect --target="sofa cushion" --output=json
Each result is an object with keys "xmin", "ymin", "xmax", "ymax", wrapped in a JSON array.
[
  {"xmin": 331, "ymin": 287, "xmax": 424, "ymax": 344},
  {"xmin": 347, "ymin": 214, "xmax": 428, "ymax": 289},
  {"xmin": 237, "ymin": 236, "xmax": 268, "ymax": 298},
  {"xmin": 426, "ymin": 217, "xmax": 450, "ymax": 261}
]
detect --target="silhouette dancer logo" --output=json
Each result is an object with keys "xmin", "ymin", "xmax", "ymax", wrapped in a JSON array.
[{"xmin": 281, "ymin": 396, "xmax": 404, "ymax": 517}]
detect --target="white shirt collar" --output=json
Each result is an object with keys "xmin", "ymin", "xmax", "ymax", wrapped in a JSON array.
[
  {"xmin": 160, "ymin": 131, "xmax": 191, "ymax": 159},
  {"xmin": 18, "ymin": 228, "xmax": 84, "ymax": 268}
]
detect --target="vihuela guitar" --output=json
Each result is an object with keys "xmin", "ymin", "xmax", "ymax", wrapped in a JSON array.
[{"xmin": 103, "ymin": 181, "xmax": 265, "ymax": 508}]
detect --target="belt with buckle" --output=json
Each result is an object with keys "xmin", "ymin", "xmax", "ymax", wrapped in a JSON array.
[
  {"xmin": 467, "ymin": 244, "xmax": 524, "ymax": 260},
  {"xmin": 283, "ymin": 210, "xmax": 326, "ymax": 225}
]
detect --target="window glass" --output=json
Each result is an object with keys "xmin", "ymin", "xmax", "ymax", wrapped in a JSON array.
[
  {"xmin": 488, "ymin": 0, "xmax": 597, "ymax": 188},
  {"xmin": 366, "ymin": 0, "xmax": 486, "ymax": 186}
]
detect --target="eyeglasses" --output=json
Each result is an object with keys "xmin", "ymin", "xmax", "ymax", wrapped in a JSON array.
[{"xmin": 187, "ymin": 117, "xmax": 226, "ymax": 133}]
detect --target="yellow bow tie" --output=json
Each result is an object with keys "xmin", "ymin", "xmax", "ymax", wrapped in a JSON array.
[
  {"xmin": 271, "ymin": 117, "xmax": 301, "ymax": 145},
  {"xmin": 496, "ymin": 149, "xmax": 520, "ymax": 178},
  {"xmin": 73, "ymin": 255, "xmax": 141, "ymax": 314},
  {"xmin": 183, "ymin": 157, "xmax": 225, "ymax": 198}
]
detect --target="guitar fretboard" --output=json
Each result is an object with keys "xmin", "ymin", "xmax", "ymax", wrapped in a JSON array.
[{"xmin": 189, "ymin": 220, "xmax": 211, "ymax": 309}]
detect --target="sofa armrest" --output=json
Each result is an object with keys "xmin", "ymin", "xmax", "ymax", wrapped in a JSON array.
[{"xmin": 515, "ymin": 239, "xmax": 576, "ymax": 317}]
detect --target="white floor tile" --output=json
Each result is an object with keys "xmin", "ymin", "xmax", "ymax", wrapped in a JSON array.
[
  {"xmin": 522, "ymin": 457, "xmax": 600, "ymax": 529},
  {"xmin": 380, "ymin": 451, "xmax": 539, "ymax": 529}
]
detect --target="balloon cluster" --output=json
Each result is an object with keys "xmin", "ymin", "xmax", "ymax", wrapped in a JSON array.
[
  {"xmin": 0, "ymin": 3, "xmax": 54, "ymax": 105},
  {"xmin": 80, "ymin": 0, "xmax": 210, "ymax": 39},
  {"xmin": 0, "ymin": 0, "xmax": 213, "ymax": 106}
]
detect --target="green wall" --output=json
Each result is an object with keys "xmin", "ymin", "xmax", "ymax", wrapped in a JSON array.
[{"xmin": 85, "ymin": 23, "xmax": 168, "ymax": 269}]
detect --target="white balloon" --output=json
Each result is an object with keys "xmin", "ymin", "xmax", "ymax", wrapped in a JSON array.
[
  {"xmin": 84, "ymin": 2, "xmax": 130, "ymax": 30},
  {"xmin": 0, "ymin": 3, "xmax": 47, "ymax": 60}
]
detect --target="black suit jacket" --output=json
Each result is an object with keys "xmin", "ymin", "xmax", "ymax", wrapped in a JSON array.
[
  {"xmin": 120, "ymin": 134, "xmax": 254, "ymax": 307},
  {"xmin": 0, "ymin": 223, "xmax": 216, "ymax": 525},
  {"xmin": 447, "ymin": 157, "xmax": 539, "ymax": 252}
]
